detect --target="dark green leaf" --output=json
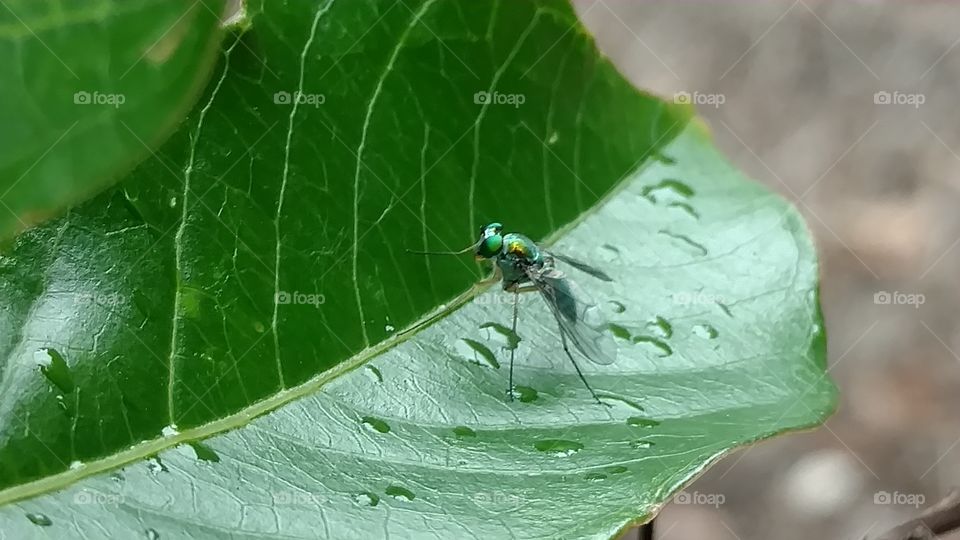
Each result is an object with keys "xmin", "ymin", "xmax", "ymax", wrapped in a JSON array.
[{"xmin": 0, "ymin": 0, "xmax": 226, "ymax": 240}]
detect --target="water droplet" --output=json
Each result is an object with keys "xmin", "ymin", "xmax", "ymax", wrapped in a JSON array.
[
  {"xmin": 145, "ymin": 528, "xmax": 160, "ymax": 540},
  {"xmin": 253, "ymin": 321, "xmax": 265, "ymax": 333},
  {"xmin": 631, "ymin": 336, "xmax": 673, "ymax": 357},
  {"xmin": 631, "ymin": 440, "xmax": 655, "ymax": 449},
  {"xmin": 124, "ymin": 187, "xmax": 140, "ymax": 203},
  {"xmin": 511, "ymin": 385, "xmax": 538, "ymax": 403},
  {"xmin": 353, "ymin": 492, "xmax": 380, "ymax": 507},
  {"xmin": 145, "ymin": 456, "xmax": 167, "ymax": 475},
  {"xmin": 604, "ymin": 323, "xmax": 632, "ymax": 341},
  {"xmin": 607, "ymin": 300, "xmax": 626, "ymax": 314},
  {"xmin": 189, "ymin": 442, "xmax": 220, "ymax": 463},
  {"xmin": 365, "ymin": 365, "xmax": 383, "ymax": 383},
  {"xmin": 584, "ymin": 472, "xmax": 607, "ymax": 481},
  {"xmin": 667, "ymin": 201, "xmax": 700, "ymax": 219},
  {"xmin": 385, "ymin": 485, "xmax": 415, "ymax": 501},
  {"xmin": 26, "ymin": 513, "xmax": 52, "ymax": 526},
  {"xmin": 641, "ymin": 179, "xmax": 695, "ymax": 203},
  {"xmin": 455, "ymin": 338, "xmax": 500, "ymax": 369},
  {"xmin": 692, "ymin": 324, "xmax": 719, "ymax": 339},
  {"xmin": 548, "ymin": 132, "xmax": 559, "ymax": 145},
  {"xmin": 69, "ymin": 460, "xmax": 83, "ymax": 470},
  {"xmin": 453, "ymin": 426, "xmax": 477, "ymax": 438},
  {"xmin": 646, "ymin": 316, "xmax": 673, "ymax": 339},
  {"xmin": 384, "ymin": 324, "xmax": 395, "ymax": 333},
  {"xmin": 478, "ymin": 322, "xmax": 521, "ymax": 350},
  {"xmin": 658, "ymin": 230, "xmax": 707, "ymax": 256},
  {"xmin": 161, "ymin": 424, "xmax": 179, "ymax": 438},
  {"xmin": 168, "ymin": 197, "xmax": 177, "ymax": 208},
  {"xmin": 361, "ymin": 416, "xmax": 390, "ymax": 434},
  {"xmin": 533, "ymin": 439, "xmax": 583, "ymax": 456},
  {"xmin": 599, "ymin": 395, "xmax": 645, "ymax": 411},
  {"xmin": 34, "ymin": 348, "xmax": 75, "ymax": 394},
  {"xmin": 626, "ymin": 416, "xmax": 660, "ymax": 428},
  {"xmin": 652, "ymin": 151, "xmax": 676, "ymax": 165}
]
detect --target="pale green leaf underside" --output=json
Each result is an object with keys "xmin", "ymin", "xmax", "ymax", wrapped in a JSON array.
[{"xmin": 0, "ymin": 124, "xmax": 835, "ymax": 539}]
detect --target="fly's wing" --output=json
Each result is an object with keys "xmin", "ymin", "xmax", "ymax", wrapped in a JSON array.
[
  {"xmin": 525, "ymin": 266, "xmax": 617, "ymax": 365},
  {"xmin": 549, "ymin": 252, "xmax": 613, "ymax": 282}
]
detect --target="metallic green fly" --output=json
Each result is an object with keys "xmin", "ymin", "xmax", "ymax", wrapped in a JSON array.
[{"xmin": 411, "ymin": 222, "xmax": 616, "ymax": 405}]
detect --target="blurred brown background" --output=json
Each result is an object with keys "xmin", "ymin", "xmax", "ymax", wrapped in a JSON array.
[{"xmin": 573, "ymin": 1, "xmax": 960, "ymax": 539}]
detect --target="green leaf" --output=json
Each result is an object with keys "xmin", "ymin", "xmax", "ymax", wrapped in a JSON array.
[
  {"xmin": 0, "ymin": 0, "xmax": 836, "ymax": 537},
  {"xmin": 0, "ymin": 0, "xmax": 227, "ymax": 241}
]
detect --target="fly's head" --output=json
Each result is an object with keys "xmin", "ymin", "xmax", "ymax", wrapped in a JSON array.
[{"xmin": 475, "ymin": 222, "xmax": 503, "ymax": 260}]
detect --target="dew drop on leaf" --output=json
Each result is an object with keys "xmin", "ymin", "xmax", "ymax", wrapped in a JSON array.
[
  {"xmin": 533, "ymin": 439, "xmax": 583, "ymax": 456},
  {"xmin": 631, "ymin": 440, "xmax": 655, "ymax": 449},
  {"xmin": 692, "ymin": 324, "xmax": 719, "ymax": 339},
  {"xmin": 189, "ymin": 441, "xmax": 221, "ymax": 463},
  {"xmin": 631, "ymin": 336, "xmax": 673, "ymax": 357},
  {"xmin": 361, "ymin": 416, "xmax": 390, "ymax": 434},
  {"xmin": 365, "ymin": 365, "xmax": 383, "ymax": 383},
  {"xmin": 26, "ymin": 513, "xmax": 52, "ymax": 526},
  {"xmin": 353, "ymin": 492, "xmax": 380, "ymax": 507},
  {"xmin": 385, "ymin": 485, "xmax": 415, "ymax": 501},
  {"xmin": 645, "ymin": 316, "xmax": 673, "ymax": 339},
  {"xmin": 453, "ymin": 426, "xmax": 476, "ymax": 438},
  {"xmin": 511, "ymin": 385, "xmax": 538, "ymax": 403},
  {"xmin": 146, "ymin": 528, "xmax": 160, "ymax": 540},
  {"xmin": 626, "ymin": 417, "xmax": 660, "ymax": 428},
  {"xmin": 455, "ymin": 338, "xmax": 500, "ymax": 369},
  {"xmin": 34, "ymin": 348, "xmax": 75, "ymax": 394},
  {"xmin": 145, "ymin": 456, "xmax": 167, "ymax": 475},
  {"xmin": 607, "ymin": 300, "xmax": 626, "ymax": 314}
]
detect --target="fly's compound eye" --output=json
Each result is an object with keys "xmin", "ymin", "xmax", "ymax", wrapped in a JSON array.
[{"xmin": 476, "ymin": 233, "xmax": 503, "ymax": 259}]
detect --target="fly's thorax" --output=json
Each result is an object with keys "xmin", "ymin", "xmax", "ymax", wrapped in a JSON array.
[
  {"xmin": 500, "ymin": 233, "xmax": 541, "ymax": 264},
  {"xmin": 496, "ymin": 233, "xmax": 542, "ymax": 288}
]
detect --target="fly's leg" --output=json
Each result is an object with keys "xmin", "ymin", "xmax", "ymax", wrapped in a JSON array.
[
  {"xmin": 558, "ymin": 329, "xmax": 608, "ymax": 407},
  {"xmin": 508, "ymin": 288, "xmax": 519, "ymax": 401},
  {"xmin": 475, "ymin": 264, "xmax": 503, "ymax": 288}
]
